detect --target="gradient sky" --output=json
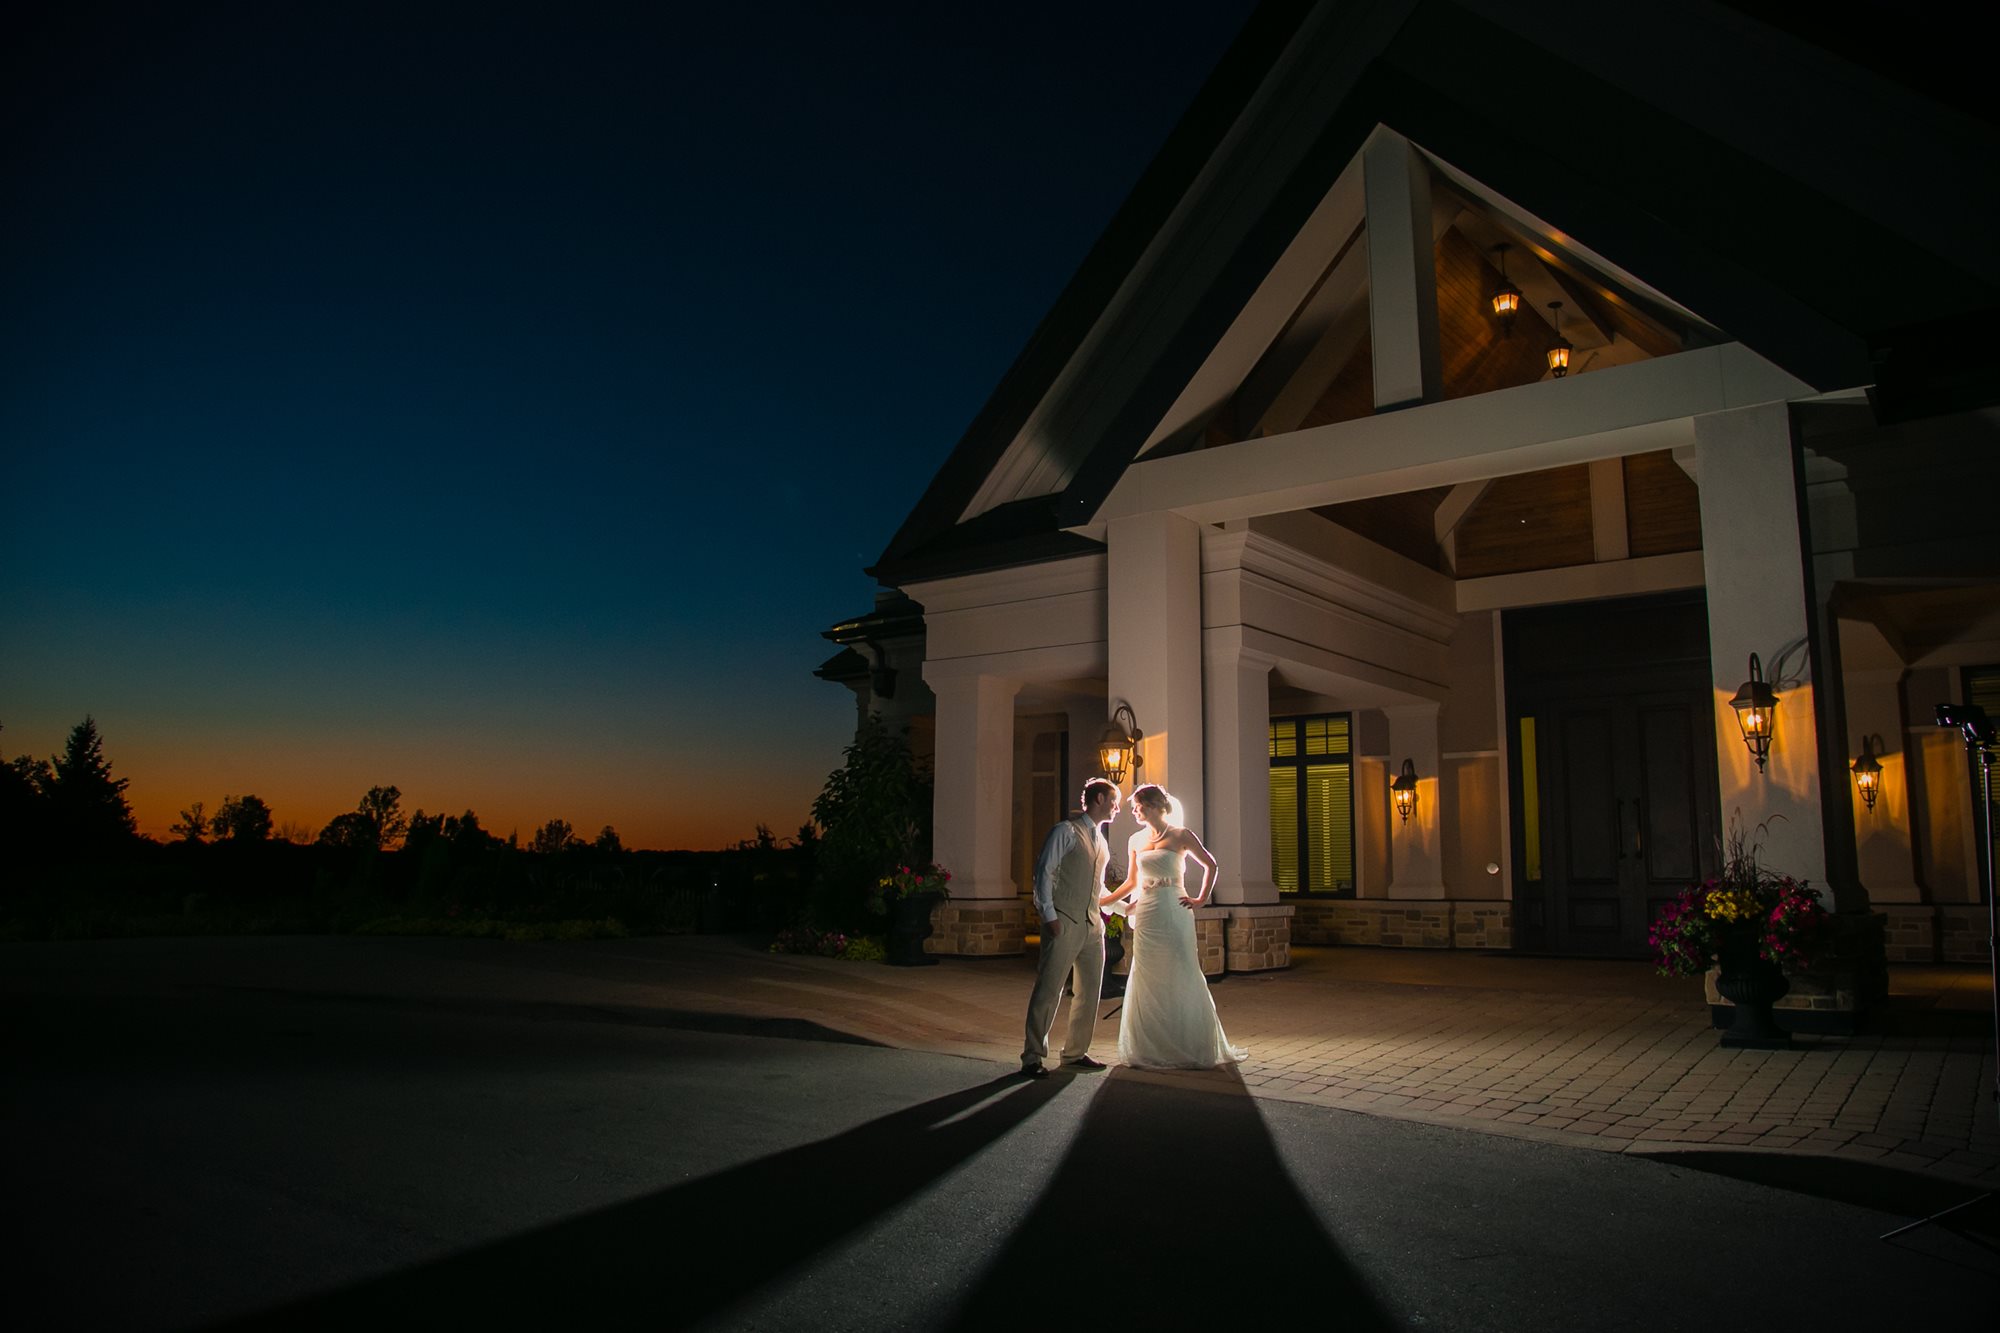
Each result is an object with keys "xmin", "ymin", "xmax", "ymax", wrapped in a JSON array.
[{"xmin": 2, "ymin": 2, "xmax": 1258, "ymax": 849}]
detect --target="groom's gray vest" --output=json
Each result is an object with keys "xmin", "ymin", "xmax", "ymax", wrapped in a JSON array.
[{"xmin": 1049, "ymin": 817, "xmax": 1104, "ymax": 925}]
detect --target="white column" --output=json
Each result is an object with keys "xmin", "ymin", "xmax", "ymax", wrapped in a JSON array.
[
  {"xmin": 1203, "ymin": 635, "xmax": 1278, "ymax": 905},
  {"xmin": 1363, "ymin": 132, "xmax": 1442, "ymax": 409},
  {"xmin": 1107, "ymin": 511, "xmax": 1205, "ymax": 828},
  {"xmin": 926, "ymin": 670, "xmax": 1020, "ymax": 900},
  {"xmin": 1385, "ymin": 703, "xmax": 1446, "ymax": 897},
  {"xmin": 1696, "ymin": 402, "xmax": 1828, "ymax": 894}
]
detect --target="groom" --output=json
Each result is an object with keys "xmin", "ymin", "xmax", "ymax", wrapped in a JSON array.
[{"xmin": 1021, "ymin": 777, "xmax": 1120, "ymax": 1078}]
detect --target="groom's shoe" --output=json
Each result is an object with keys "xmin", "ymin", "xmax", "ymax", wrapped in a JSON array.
[
  {"xmin": 1064, "ymin": 1056, "xmax": 1108, "ymax": 1071},
  {"xmin": 1020, "ymin": 1062, "xmax": 1050, "ymax": 1079}
]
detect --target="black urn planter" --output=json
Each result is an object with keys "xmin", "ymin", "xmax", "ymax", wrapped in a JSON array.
[
  {"xmin": 1713, "ymin": 924, "xmax": 1792, "ymax": 1048},
  {"xmin": 886, "ymin": 892, "xmax": 942, "ymax": 967}
]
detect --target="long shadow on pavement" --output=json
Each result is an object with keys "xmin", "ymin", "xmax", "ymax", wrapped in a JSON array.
[
  {"xmin": 206, "ymin": 1072, "xmax": 1061, "ymax": 1331},
  {"xmin": 209, "ymin": 985, "xmax": 889, "ymax": 1045},
  {"xmin": 1640, "ymin": 1151, "xmax": 1999, "ymax": 1250},
  {"xmin": 944, "ymin": 1068, "xmax": 1395, "ymax": 1329}
]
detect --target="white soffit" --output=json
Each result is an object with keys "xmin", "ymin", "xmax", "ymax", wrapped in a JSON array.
[
  {"xmin": 1138, "ymin": 141, "xmax": 1371, "ymax": 457},
  {"xmin": 956, "ymin": 9, "xmax": 1344, "ymax": 524},
  {"xmin": 956, "ymin": 2, "xmax": 1392, "ymax": 525}
]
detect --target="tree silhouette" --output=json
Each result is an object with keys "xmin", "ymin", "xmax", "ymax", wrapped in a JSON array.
[
  {"xmin": 46, "ymin": 716, "xmax": 137, "ymax": 849},
  {"xmin": 356, "ymin": 785, "xmax": 408, "ymax": 849},
  {"xmin": 211, "ymin": 794, "xmax": 273, "ymax": 842},
  {"xmin": 444, "ymin": 810, "xmax": 502, "ymax": 853},
  {"xmin": 169, "ymin": 801, "xmax": 208, "ymax": 843},
  {"xmin": 318, "ymin": 785, "xmax": 407, "ymax": 851},
  {"xmin": 1, "ymin": 725, "xmax": 53, "ymax": 851},
  {"xmin": 529, "ymin": 818, "xmax": 579, "ymax": 855},
  {"xmin": 593, "ymin": 825, "xmax": 623, "ymax": 854},
  {"xmin": 316, "ymin": 811, "xmax": 377, "ymax": 849},
  {"xmin": 407, "ymin": 808, "xmax": 501, "ymax": 856}
]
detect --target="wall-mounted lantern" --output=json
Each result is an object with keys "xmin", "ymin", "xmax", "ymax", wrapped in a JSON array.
[
  {"xmin": 1391, "ymin": 758, "xmax": 1419, "ymax": 823},
  {"xmin": 1098, "ymin": 703, "xmax": 1144, "ymax": 787},
  {"xmin": 1491, "ymin": 243, "xmax": 1522, "ymax": 336},
  {"xmin": 1729, "ymin": 653, "xmax": 1779, "ymax": 772},
  {"xmin": 1546, "ymin": 300, "xmax": 1572, "ymax": 377},
  {"xmin": 1851, "ymin": 738, "xmax": 1882, "ymax": 812}
]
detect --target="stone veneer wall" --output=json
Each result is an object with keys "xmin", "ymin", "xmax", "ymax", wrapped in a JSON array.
[
  {"xmin": 1289, "ymin": 899, "xmax": 1512, "ymax": 950},
  {"xmin": 927, "ymin": 900, "xmax": 1030, "ymax": 956},
  {"xmin": 1873, "ymin": 903, "xmax": 1991, "ymax": 964},
  {"xmin": 1194, "ymin": 911, "xmax": 1227, "ymax": 977},
  {"xmin": 1877, "ymin": 905, "xmax": 1936, "ymax": 963},
  {"xmin": 1225, "ymin": 905, "xmax": 1294, "ymax": 972},
  {"xmin": 937, "ymin": 898, "xmax": 1293, "ymax": 976},
  {"xmin": 1938, "ymin": 907, "xmax": 1992, "ymax": 964}
]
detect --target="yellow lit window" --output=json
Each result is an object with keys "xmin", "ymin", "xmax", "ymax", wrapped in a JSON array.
[{"xmin": 1269, "ymin": 715, "xmax": 1354, "ymax": 895}]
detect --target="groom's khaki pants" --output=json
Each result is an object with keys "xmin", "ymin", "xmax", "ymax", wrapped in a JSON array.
[{"xmin": 1022, "ymin": 915, "xmax": 1104, "ymax": 1068}]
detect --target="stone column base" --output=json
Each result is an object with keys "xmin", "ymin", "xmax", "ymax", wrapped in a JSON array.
[
  {"xmin": 1703, "ymin": 911, "xmax": 1889, "ymax": 1035},
  {"xmin": 1288, "ymin": 899, "xmax": 1512, "ymax": 949},
  {"xmin": 927, "ymin": 899, "xmax": 1029, "ymax": 957},
  {"xmin": 1938, "ymin": 906, "xmax": 1993, "ymax": 964},
  {"xmin": 1876, "ymin": 904, "xmax": 1936, "ymax": 962},
  {"xmin": 1224, "ymin": 904, "xmax": 1294, "ymax": 972},
  {"xmin": 1194, "ymin": 908, "xmax": 1228, "ymax": 978},
  {"xmin": 1875, "ymin": 902, "xmax": 1992, "ymax": 963}
]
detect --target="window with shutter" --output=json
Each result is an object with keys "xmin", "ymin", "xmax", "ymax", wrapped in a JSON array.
[{"xmin": 1268, "ymin": 714, "xmax": 1355, "ymax": 895}]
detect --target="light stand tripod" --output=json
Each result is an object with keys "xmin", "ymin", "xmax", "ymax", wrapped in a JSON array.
[{"xmin": 1880, "ymin": 702, "xmax": 1998, "ymax": 1242}]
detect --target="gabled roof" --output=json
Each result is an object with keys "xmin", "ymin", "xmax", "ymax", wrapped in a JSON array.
[{"xmin": 870, "ymin": 0, "xmax": 2000, "ymax": 586}]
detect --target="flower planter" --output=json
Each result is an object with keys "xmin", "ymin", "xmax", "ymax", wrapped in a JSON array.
[
  {"xmin": 886, "ymin": 892, "xmax": 942, "ymax": 966},
  {"xmin": 1651, "ymin": 823, "xmax": 1824, "ymax": 1048},
  {"xmin": 1713, "ymin": 923, "xmax": 1792, "ymax": 1048},
  {"xmin": 1102, "ymin": 929, "xmax": 1127, "ymax": 998}
]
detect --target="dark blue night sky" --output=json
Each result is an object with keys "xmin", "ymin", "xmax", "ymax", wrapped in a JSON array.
[{"xmin": 2, "ymin": 2, "xmax": 1259, "ymax": 847}]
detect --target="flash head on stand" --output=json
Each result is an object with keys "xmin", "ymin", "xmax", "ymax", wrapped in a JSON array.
[{"xmin": 1935, "ymin": 703, "xmax": 1995, "ymax": 746}]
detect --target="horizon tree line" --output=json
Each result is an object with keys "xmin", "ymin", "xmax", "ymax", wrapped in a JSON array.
[{"xmin": 2, "ymin": 716, "xmax": 766, "ymax": 856}]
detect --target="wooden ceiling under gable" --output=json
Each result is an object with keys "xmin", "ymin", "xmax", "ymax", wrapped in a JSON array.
[
  {"xmin": 1435, "ymin": 227, "xmax": 1568, "ymax": 399},
  {"xmin": 1453, "ymin": 464, "xmax": 1596, "ymax": 578},
  {"xmin": 1198, "ymin": 171, "xmax": 1696, "ymax": 454},
  {"xmin": 1195, "ymin": 196, "xmax": 1705, "ymax": 579},
  {"xmin": 1623, "ymin": 451, "xmax": 1703, "ymax": 559},
  {"xmin": 1304, "ymin": 448, "xmax": 1704, "ymax": 579}
]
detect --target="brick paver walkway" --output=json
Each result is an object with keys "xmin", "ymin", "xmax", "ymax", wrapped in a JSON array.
[
  {"xmin": 1214, "ymin": 950, "xmax": 2000, "ymax": 1187},
  {"xmin": 670, "ymin": 940, "xmax": 1999, "ymax": 1189}
]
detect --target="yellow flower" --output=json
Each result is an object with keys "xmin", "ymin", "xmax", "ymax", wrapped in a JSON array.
[{"xmin": 1706, "ymin": 887, "xmax": 1760, "ymax": 923}]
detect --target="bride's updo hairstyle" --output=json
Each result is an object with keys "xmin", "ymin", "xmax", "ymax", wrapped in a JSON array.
[{"xmin": 1131, "ymin": 784, "xmax": 1173, "ymax": 819}]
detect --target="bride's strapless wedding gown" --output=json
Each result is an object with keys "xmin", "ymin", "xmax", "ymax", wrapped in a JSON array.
[{"xmin": 1117, "ymin": 847, "xmax": 1246, "ymax": 1069}]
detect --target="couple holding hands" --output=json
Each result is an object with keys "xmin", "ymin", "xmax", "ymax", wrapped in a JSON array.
[{"xmin": 1020, "ymin": 777, "xmax": 1245, "ymax": 1077}]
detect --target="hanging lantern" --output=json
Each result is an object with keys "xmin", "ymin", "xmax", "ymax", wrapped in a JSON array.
[
  {"xmin": 1851, "ymin": 744, "xmax": 1882, "ymax": 811},
  {"xmin": 1547, "ymin": 300, "xmax": 1572, "ymax": 377},
  {"xmin": 1391, "ymin": 759, "xmax": 1419, "ymax": 823},
  {"xmin": 1098, "ymin": 703, "xmax": 1143, "ymax": 787},
  {"xmin": 1491, "ymin": 243, "xmax": 1521, "ymax": 335},
  {"xmin": 1729, "ymin": 654, "xmax": 1779, "ymax": 772}
]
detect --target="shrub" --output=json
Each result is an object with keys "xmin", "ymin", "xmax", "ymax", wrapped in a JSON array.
[
  {"xmin": 769, "ymin": 925, "xmax": 886, "ymax": 961},
  {"xmin": 809, "ymin": 716, "xmax": 931, "ymax": 928}
]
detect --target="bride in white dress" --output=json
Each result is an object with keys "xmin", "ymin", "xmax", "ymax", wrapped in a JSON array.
[{"xmin": 1101, "ymin": 783, "xmax": 1246, "ymax": 1069}]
